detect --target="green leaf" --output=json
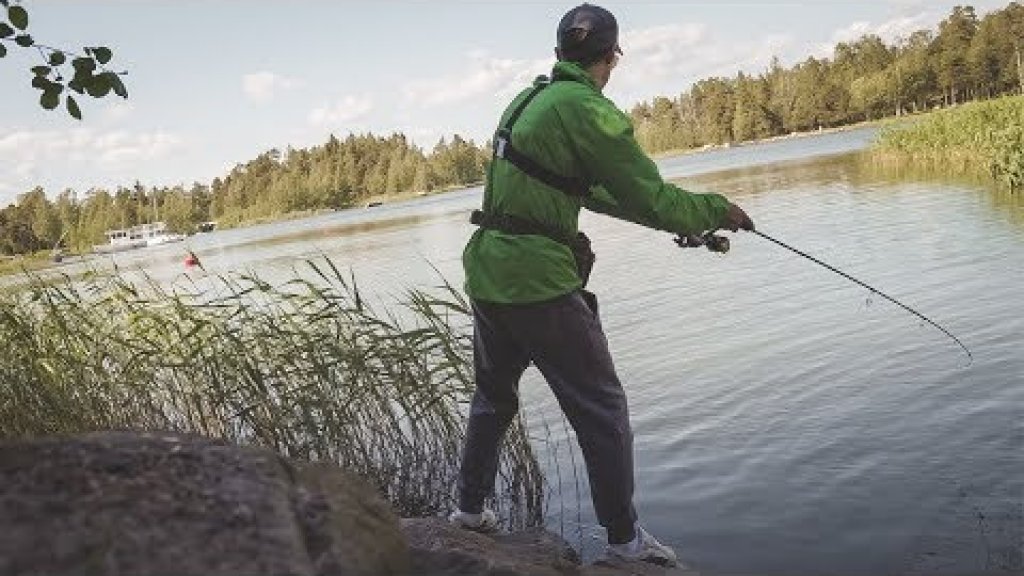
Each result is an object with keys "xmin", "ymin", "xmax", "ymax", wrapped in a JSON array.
[
  {"xmin": 86, "ymin": 74, "xmax": 110, "ymax": 98},
  {"xmin": 91, "ymin": 46, "xmax": 112, "ymax": 65},
  {"xmin": 7, "ymin": 5, "xmax": 28, "ymax": 30},
  {"xmin": 48, "ymin": 51, "xmax": 66, "ymax": 66},
  {"xmin": 40, "ymin": 90, "xmax": 59, "ymax": 110},
  {"xmin": 66, "ymin": 95, "xmax": 81, "ymax": 120},
  {"xmin": 30, "ymin": 75, "xmax": 46, "ymax": 89},
  {"xmin": 109, "ymin": 73, "xmax": 128, "ymax": 98},
  {"xmin": 67, "ymin": 79, "xmax": 83, "ymax": 94},
  {"xmin": 0, "ymin": 44, "xmax": 5, "ymax": 59},
  {"xmin": 0, "ymin": 22, "xmax": 12, "ymax": 38},
  {"xmin": 14, "ymin": 33, "xmax": 32, "ymax": 47},
  {"xmin": 72, "ymin": 57, "xmax": 96, "ymax": 74},
  {"xmin": 71, "ymin": 65, "xmax": 91, "ymax": 83},
  {"xmin": 31, "ymin": 65, "xmax": 50, "ymax": 77},
  {"xmin": 93, "ymin": 71, "xmax": 127, "ymax": 99}
]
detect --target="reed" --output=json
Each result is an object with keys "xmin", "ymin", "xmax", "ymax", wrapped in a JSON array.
[
  {"xmin": 871, "ymin": 95, "xmax": 1024, "ymax": 192},
  {"xmin": 0, "ymin": 260, "xmax": 544, "ymax": 528}
]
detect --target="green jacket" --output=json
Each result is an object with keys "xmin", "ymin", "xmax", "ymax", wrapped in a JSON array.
[{"xmin": 463, "ymin": 60, "xmax": 730, "ymax": 304}]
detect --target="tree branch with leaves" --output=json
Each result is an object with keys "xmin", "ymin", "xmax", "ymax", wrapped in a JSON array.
[{"xmin": 0, "ymin": 0, "xmax": 127, "ymax": 119}]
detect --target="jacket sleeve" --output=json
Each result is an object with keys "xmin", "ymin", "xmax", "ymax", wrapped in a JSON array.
[{"xmin": 568, "ymin": 92, "xmax": 730, "ymax": 235}]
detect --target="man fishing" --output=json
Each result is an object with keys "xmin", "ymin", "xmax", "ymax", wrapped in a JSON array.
[{"xmin": 450, "ymin": 3, "xmax": 754, "ymax": 567}]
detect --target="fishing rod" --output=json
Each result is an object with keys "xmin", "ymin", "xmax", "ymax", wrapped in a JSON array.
[{"xmin": 676, "ymin": 229, "xmax": 973, "ymax": 364}]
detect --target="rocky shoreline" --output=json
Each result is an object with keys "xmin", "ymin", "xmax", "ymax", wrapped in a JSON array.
[{"xmin": 0, "ymin": 431, "xmax": 692, "ymax": 576}]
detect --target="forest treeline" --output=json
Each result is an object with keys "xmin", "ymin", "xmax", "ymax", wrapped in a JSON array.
[
  {"xmin": 1, "ymin": 133, "xmax": 489, "ymax": 255},
  {"xmin": 1, "ymin": 2, "xmax": 1021, "ymax": 256},
  {"xmin": 631, "ymin": 3, "xmax": 1023, "ymax": 152}
]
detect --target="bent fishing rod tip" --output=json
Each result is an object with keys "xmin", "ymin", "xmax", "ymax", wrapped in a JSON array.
[{"xmin": 750, "ymin": 229, "xmax": 973, "ymax": 365}]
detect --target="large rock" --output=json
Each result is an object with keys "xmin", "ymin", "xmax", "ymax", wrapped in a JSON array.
[
  {"xmin": 401, "ymin": 517, "xmax": 698, "ymax": 576},
  {"xmin": 0, "ymin": 431, "xmax": 697, "ymax": 576},
  {"xmin": 0, "ymin": 431, "xmax": 408, "ymax": 576}
]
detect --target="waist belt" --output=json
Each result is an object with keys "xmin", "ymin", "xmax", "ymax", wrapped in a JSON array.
[
  {"xmin": 470, "ymin": 209, "xmax": 579, "ymax": 249},
  {"xmin": 471, "ymin": 209, "xmax": 595, "ymax": 287}
]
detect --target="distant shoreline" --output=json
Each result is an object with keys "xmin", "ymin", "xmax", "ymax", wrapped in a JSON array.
[
  {"xmin": 650, "ymin": 116, "xmax": 896, "ymax": 161},
  {"xmin": 0, "ymin": 182, "xmax": 485, "ymax": 279},
  {"xmin": 0, "ymin": 252, "xmax": 55, "ymax": 278},
  {"xmin": 0, "ymin": 116, "xmax": 916, "ymax": 280}
]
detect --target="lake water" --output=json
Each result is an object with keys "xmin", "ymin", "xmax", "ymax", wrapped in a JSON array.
[{"xmin": 31, "ymin": 127, "xmax": 1024, "ymax": 574}]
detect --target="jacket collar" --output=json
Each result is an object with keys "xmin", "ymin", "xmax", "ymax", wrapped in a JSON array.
[{"xmin": 551, "ymin": 61, "xmax": 599, "ymax": 91}]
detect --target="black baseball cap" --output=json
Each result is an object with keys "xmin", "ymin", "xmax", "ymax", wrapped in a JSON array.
[{"xmin": 556, "ymin": 3, "xmax": 623, "ymax": 64}]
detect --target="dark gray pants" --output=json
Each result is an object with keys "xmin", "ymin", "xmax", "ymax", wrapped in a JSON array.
[{"xmin": 457, "ymin": 290, "xmax": 638, "ymax": 543}]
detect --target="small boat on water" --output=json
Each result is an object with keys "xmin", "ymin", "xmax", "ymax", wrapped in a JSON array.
[{"xmin": 94, "ymin": 222, "xmax": 185, "ymax": 254}]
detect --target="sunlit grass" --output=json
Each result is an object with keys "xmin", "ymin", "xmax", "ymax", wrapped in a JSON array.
[
  {"xmin": 872, "ymin": 95, "xmax": 1024, "ymax": 191},
  {"xmin": 0, "ymin": 259, "xmax": 544, "ymax": 528},
  {"xmin": 0, "ymin": 252, "xmax": 54, "ymax": 277}
]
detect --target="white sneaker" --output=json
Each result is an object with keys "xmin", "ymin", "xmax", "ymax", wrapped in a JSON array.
[
  {"xmin": 606, "ymin": 525, "xmax": 679, "ymax": 567},
  {"xmin": 448, "ymin": 508, "xmax": 499, "ymax": 533}
]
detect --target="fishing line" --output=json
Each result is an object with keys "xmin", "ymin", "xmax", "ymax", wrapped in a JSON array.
[{"xmin": 751, "ymin": 229, "xmax": 973, "ymax": 364}]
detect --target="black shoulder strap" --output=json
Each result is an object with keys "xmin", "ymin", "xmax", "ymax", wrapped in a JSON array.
[
  {"xmin": 502, "ymin": 80, "xmax": 549, "ymax": 132},
  {"xmin": 493, "ymin": 79, "xmax": 591, "ymax": 198}
]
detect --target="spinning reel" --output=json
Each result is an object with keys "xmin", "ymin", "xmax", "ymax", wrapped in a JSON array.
[{"xmin": 674, "ymin": 231, "xmax": 730, "ymax": 253}]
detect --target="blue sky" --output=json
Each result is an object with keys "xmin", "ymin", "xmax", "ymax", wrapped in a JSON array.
[{"xmin": 0, "ymin": 0, "xmax": 1011, "ymax": 205}]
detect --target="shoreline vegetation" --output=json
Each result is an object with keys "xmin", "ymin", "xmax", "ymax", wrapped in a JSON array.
[
  {"xmin": 870, "ymin": 95, "xmax": 1024, "ymax": 191},
  {"xmin": 649, "ymin": 117, "xmax": 892, "ymax": 160},
  {"xmin": 0, "ymin": 252, "xmax": 53, "ymax": 277},
  {"xmin": 0, "ymin": 260, "xmax": 545, "ymax": 529}
]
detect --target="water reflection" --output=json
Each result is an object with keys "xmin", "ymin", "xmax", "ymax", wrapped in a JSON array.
[
  {"xmin": 677, "ymin": 150, "xmax": 1024, "ymax": 234},
  {"xmin": 246, "ymin": 213, "xmax": 435, "ymax": 248},
  {"xmin": 678, "ymin": 152, "xmax": 865, "ymax": 198},
  {"xmin": 987, "ymin": 186, "xmax": 1024, "ymax": 229}
]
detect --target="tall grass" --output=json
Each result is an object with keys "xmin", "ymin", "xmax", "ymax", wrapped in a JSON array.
[
  {"xmin": 873, "ymin": 95, "xmax": 1024, "ymax": 192},
  {"xmin": 0, "ymin": 260, "xmax": 544, "ymax": 528}
]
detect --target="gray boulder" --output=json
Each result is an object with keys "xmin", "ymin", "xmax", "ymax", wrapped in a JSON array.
[{"xmin": 0, "ymin": 431, "xmax": 408, "ymax": 576}]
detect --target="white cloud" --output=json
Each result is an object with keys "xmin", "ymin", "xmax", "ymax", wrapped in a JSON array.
[
  {"xmin": 403, "ymin": 51, "xmax": 552, "ymax": 107},
  {"xmin": 95, "ymin": 132, "xmax": 184, "ymax": 166},
  {"xmin": 242, "ymin": 71, "xmax": 301, "ymax": 103},
  {"xmin": 14, "ymin": 161, "xmax": 34, "ymax": 179},
  {"xmin": 100, "ymin": 100, "xmax": 136, "ymax": 124},
  {"xmin": 308, "ymin": 95, "xmax": 375, "ymax": 127},
  {"xmin": 620, "ymin": 23, "xmax": 708, "ymax": 71},
  {"xmin": 0, "ymin": 129, "xmax": 185, "ymax": 200},
  {"xmin": 610, "ymin": 24, "xmax": 793, "ymax": 106},
  {"xmin": 399, "ymin": 24, "xmax": 797, "ymax": 113},
  {"xmin": 813, "ymin": 11, "xmax": 940, "ymax": 58}
]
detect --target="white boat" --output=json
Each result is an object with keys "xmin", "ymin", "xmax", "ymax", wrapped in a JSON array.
[
  {"xmin": 94, "ymin": 222, "xmax": 185, "ymax": 253},
  {"xmin": 140, "ymin": 222, "xmax": 186, "ymax": 246}
]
